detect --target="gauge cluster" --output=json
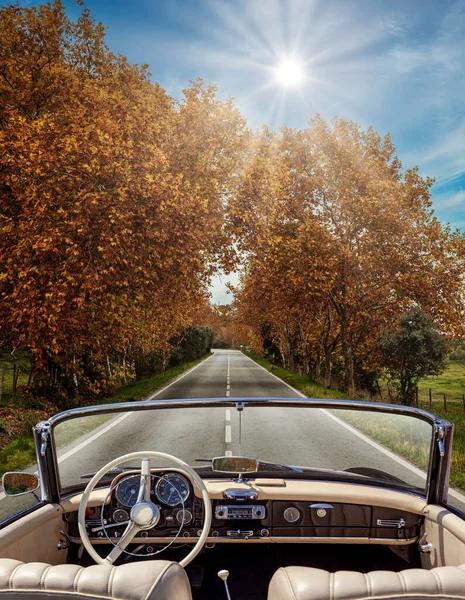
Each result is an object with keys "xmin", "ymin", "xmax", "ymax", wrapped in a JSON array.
[{"xmin": 114, "ymin": 472, "xmax": 190, "ymax": 508}]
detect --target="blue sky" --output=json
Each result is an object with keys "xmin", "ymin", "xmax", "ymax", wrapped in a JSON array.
[{"xmin": 14, "ymin": 0, "xmax": 465, "ymax": 302}]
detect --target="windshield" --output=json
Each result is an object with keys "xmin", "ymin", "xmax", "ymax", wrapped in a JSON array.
[{"xmin": 53, "ymin": 403, "xmax": 433, "ymax": 494}]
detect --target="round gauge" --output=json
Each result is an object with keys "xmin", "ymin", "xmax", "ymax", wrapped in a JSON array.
[
  {"xmin": 115, "ymin": 476, "xmax": 140, "ymax": 508},
  {"xmin": 176, "ymin": 509, "xmax": 193, "ymax": 525},
  {"xmin": 156, "ymin": 473, "xmax": 190, "ymax": 507},
  {"xmin": 283, "ymin": 507, "xmax": 301, "ymax": 523},
  {"xmin": 113, "ymin": 508, "xmax": 129, "ymax": 523}
]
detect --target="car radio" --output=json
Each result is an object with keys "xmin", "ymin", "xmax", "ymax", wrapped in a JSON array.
[{"xmin": 215, "ymin": 505, "xmax": 266, "ymax": 520}]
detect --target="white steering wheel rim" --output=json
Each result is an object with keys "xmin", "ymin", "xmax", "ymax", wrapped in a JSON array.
[{"xmin": 78, "ymin": 451, "xmax": 212, "ymax": 567}]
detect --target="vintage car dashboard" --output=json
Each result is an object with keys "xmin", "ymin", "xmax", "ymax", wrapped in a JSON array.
[{"xmin": 64, "ymin": 470, "xmax": 424, "ymax": 549}]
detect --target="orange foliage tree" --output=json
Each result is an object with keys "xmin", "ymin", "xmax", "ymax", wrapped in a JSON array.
[
  {"xmin": 0, "ymin": 1, "xmax": 246, "ymax": 399},
  {"xmin": 228, "ymin": 119, "xmax": 465, "ymax": 395}
]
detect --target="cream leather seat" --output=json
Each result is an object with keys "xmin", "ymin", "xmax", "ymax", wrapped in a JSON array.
[
  {"xmin": 268, "ymin": 564, "xmax": 465, "ymax": 600},
  {"xmin": 0, "ymin": 559, "xmax": 192, "ymax": 600}
]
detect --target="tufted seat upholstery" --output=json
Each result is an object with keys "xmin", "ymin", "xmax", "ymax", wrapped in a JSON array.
[
  {"xmin": 268, "ymin": 564, "xmax": 465, "ymax": 600},
  {"xmin": 0, "ymin": 559, "xmax": 192, "ymax": 600}
]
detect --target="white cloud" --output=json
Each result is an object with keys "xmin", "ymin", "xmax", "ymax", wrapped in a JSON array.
[{"xmin": 434, "ymin": 189, "xmax": 465, "ymax": 209}]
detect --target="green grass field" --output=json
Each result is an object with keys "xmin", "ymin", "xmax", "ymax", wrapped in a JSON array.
[{"xmin": 385, "ymin": 360, "xmax": 465, "ymax": 492}]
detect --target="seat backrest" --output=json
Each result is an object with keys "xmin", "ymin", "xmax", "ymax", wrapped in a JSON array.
[
  {"xmin": 268, "ymin": 564, "xmax": 465, "ymax": 600},
  {"xmin": 0, "ymin": 559, "xmax": 192, "ymax": 600}
]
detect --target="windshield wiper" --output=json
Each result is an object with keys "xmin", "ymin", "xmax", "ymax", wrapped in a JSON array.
[{"xmin": 195, "ymin": 458, "xmax": 303, "ymax": 473}]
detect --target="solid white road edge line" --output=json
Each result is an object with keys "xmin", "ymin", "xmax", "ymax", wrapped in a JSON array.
[
  {"xmin": 58, "ymin": 353, "xmax": 217, "ymax": 465},
  {"xmin": 241, "ymin": 351, "xmax": 465, "ymax": 504}
]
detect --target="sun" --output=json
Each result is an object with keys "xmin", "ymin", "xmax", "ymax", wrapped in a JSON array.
[{"xmin": 275, "ymin": 59, "xmax": 305, "ymax": 87}]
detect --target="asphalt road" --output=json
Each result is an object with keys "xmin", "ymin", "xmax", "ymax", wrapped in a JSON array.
[{"xmin": 2, "ymin": 349, "xmax": 465, "ymax": 519}]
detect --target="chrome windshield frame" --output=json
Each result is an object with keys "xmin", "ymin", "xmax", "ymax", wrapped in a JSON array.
[{"xmin": 40, "ymin": 397, "xmax": 452, "ymax": 505}]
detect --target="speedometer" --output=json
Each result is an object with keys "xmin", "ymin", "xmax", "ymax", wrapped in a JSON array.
[
  {"xmin": 115, "ymin": 476, "xmax": 140, "ymax": 508},
  {"xmin": 155, "ymin": 473, "xmax": 190, "ymax": 506}
]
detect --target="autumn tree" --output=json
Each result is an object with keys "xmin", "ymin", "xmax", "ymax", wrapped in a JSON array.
[
  {"xmin": 230, "ymin": 119, "xmax": 465, "ymax": 395},
  {"xmin": 0, "ymin": 1, "xmax": 247, "ymax": 400}
]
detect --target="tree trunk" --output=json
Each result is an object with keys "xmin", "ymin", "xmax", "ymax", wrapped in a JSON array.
[
  {"xmin": 12, "ymin": 364, "xmax": 18, "ymax": 401},
  {"xmin": 122, "ymin": 353, "xmax": 127, "ymax": 384},
  {"xmin": 0, "ymin": 365, "xmax": 4, "ymax": 404},
  {"xmin": 324, "ymin": 353, "xmax": 332, "ymax": 387},
  {"xmin": 105, "ymin": 355, "xmax": 112, "ymax": 379},
  {"xmin": 341, "ymin": 317, "xmax": 355, "ymax": 396}
]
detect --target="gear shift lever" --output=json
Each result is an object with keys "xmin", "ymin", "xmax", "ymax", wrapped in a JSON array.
[{"xmin": 217, "ymin": 570, "xmax": 232, "ymax": 600}]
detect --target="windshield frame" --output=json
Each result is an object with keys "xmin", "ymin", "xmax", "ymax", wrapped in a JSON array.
[{"xmin": 39, "ymin": 397, "xmax": 452, "ymax": 504}]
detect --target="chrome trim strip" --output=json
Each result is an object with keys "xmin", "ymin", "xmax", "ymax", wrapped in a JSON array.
[
  {"xmin": 46, "ymin": 397, "xmax": 444, "ymax": 427},
  {"xmin": 69, "ymin": 535, "xmax": 418, "ymax": 546},
  {"xmin": 48, "ymin": 398, "xmax": 450, "ymax": 503}
]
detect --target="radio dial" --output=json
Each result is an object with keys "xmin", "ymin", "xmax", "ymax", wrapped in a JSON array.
[{"xmin": 215, "ymin": 505, "xmax": 266, "ymax": 520}]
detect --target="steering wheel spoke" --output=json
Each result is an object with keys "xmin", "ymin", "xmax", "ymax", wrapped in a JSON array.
[
  {"xmin": 104, "ymin": 522, "xmax": 140, "ymax": 564},
  {"xmin": 136, "ymin": 457, "xmax": 151, "ymax": 503}
]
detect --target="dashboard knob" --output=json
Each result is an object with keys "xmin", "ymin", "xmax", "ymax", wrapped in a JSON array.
[
  {"xmin": 260, "ymin": 528, "xmax": 270, "ymax": 537},
  {"xmin": 283, "ymin": 507, "xmax": 301, "ymax": 523},
  {"xmin": 176, "ymin": 509, "xmax": 193, "ymax": 525}
]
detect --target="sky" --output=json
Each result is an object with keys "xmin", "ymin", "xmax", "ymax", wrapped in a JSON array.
[{"xmin": 14, "ymin": 0, "xmax": 465, "ymax": 303}]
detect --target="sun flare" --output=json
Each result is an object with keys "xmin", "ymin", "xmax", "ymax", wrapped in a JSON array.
[{"xmin": 275, "ymin": 59, "xmax": 305, "ymax": 87}]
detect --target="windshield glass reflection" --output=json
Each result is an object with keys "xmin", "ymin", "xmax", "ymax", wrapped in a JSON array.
[{"xmin": 54, "ymin": 406, "xmax": 433, "ymax": 494}]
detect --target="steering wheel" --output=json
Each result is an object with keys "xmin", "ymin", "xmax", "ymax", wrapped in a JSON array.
[{"xmin": 78, "ymin": 451, "xmax": 212, "ymax": 566}]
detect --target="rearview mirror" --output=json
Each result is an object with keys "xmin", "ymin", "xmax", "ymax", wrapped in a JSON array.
[
  {"xmin": 2, "ymin": 472, "xmax": 39, "ymax": 497},
  {"xmin": 212, "ymin": 456, "xmax": 258, "ymax": 474}
]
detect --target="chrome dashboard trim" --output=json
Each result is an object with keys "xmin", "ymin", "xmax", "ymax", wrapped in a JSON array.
[{"xmin": 69, "ymin": 535, "xmax": 418, "ymax": 546}]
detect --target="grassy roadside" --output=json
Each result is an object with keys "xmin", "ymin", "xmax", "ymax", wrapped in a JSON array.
[
  {"xmin": 0, "ymin": 353, "xmax": 212, "ymax": 477},
  {"xmin": 244, "ymin": 352, "xmax": 349, "ymax": 400},
  {"xmin": 244, "ymin": 351, "xmax": 465, "ymax": 494}
]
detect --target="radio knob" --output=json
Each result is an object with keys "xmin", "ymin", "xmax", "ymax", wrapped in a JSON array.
[
  {"xmin": 218, "ymin": 510, "xmax": 225, "ymax": 517},
  {"xmin": 260, "ymin": 528, "xmax": 270, "ymax": 537}
]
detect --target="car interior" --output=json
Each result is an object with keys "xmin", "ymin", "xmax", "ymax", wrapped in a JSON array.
[{"xmin": 1, "ymin": 400, "xmax": 465, "ymax": 599}]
